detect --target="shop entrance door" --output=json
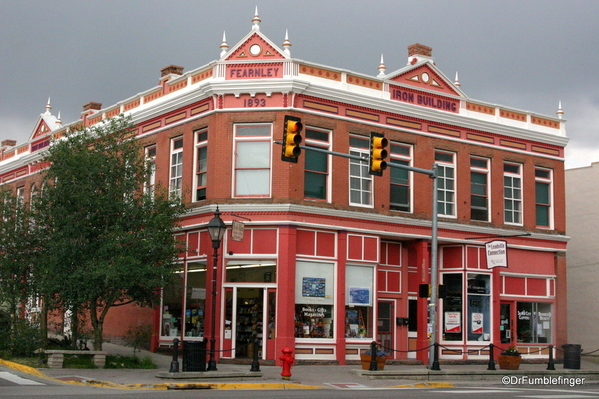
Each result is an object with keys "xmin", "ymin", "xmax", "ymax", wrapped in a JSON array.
[
  {"xmin": 500, "ymin": 302, "xmax": 515, "ymax": 345},
  {"xmin": 223, "ymin": 286, "xmax": 275, "ymax": 360},
  {"xmin": 377, "ymin": 300, "xmax": 394, "ymax": 359}
]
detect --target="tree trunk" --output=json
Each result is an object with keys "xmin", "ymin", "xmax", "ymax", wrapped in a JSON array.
[
  {"xmin": 40, "ymin": 300, "xmax": 48, "ymax": 349},
  {"xmin": 90, "ymin": 299, "xmax": 111, "ymax": 351},
  {"xmin": 70, "ymin": 306, "xmax": 79, "ymax": 349}
]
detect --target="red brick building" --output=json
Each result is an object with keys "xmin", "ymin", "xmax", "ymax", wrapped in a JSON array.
[{"xmin": 1, "ymin": 12, "xmax": 568, "ymax": 364}]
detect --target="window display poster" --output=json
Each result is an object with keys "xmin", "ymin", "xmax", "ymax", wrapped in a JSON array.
[
  {"xmin": 445, "ymin": 311, "xmax": 461, "ymax": 333},
  {"xmin": 302, "ymin": 277, "xmax": 326, "ymax": 297},
  {"xmin": 471, "ymin": 312, "xmax": 483, "ymax": 334},
  {"xmin": 348, "ymin": 287, "xmax": 371, "ymax": 305}
]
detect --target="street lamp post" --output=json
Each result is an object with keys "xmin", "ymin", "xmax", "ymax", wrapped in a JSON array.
[{"xmin": 206, "ymin": 206, "xmax": 227, "ymax": 371}]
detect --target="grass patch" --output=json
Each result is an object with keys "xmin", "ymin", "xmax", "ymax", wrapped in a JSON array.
[
  {"xmin": 4, "ymin": 356, "xmax": 45, "ymax": 368},
  {"xmin": 63, "ymin": 354, "xmax": 96, "ymax": 368},
  {"xmin": 104, "ymin": 354, "xmax": 157, "ymax": 369}
]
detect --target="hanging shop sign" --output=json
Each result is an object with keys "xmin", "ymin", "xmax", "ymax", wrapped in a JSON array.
[
  {"xmin": 485, "ymin": 240, "xmax": 508, "ymax": 268},
  {"xmin": 231, "ymin": 220, "xmax": 245, "ymax": 242}
]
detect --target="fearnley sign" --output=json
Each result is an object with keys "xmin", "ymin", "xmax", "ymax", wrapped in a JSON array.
[{"xmin": 485, "ymin": 240, "xmax": 508, "ymax": 268}]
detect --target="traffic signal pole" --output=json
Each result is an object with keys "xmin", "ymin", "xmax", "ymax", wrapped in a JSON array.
[{"xmin": 275, "ymin": 138, "xmax": 441, "ymax": 369}]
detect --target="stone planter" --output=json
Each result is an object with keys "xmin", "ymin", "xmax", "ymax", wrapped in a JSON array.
[
  {"xmin": 360, "ymin": 354, "xmax": 387, "ymax": 370},
  {"xmin": 497, "ymin": 354, "xmax": 522, "ymax": 370}
]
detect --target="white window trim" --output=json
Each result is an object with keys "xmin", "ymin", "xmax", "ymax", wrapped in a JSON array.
[
  {"xmin": 349, "ymin": 144, "xmax": 373, "ymax": 208},
  {"xmin": 535, "ymin": 167, "xmax": 553, "ymax": 229},
  {"xmin": 504, "ymin": 162, "xmax": 523, "ymax": 226},
  {"xmin": 470, "ymin": 156, "xmax": 491, "ymax": 222},
  {"xmin": 145, "ymin": 144, "xmax": 156, "ymax": 198},
  {"xmin": 435, "ymin": 151, "xmax": 457, "ymax": 218},
  {"xmin": 389, "ymin": 143, "xmax": 413, "ymax": 213},
  {"xmin": 232, "ymin": 123, "xmax": 273, "ymax": 198},
  {"xmin": 193, "ymin": 129, "xmax": 208, "ymax": 202},
  {"xmin": 304, "ymin": 127, "xmax": 332, "ymax": 203},
  {"xmin": 169, "ymin": 137, "xmax": 184, "ymax": 200}
]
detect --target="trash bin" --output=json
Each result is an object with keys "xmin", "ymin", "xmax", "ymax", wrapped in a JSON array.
[
  {"xmin": 562, "ymin": 344, "xmax": 582, "ymax": 369},
  {"xmin": 182, "ymin": 340, "xmax": 206, "ymax": 372}
]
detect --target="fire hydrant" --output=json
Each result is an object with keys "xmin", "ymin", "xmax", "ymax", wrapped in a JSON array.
[{"xmin": 279, "ymin": 346, "xmax": 294, "ymax": 380}]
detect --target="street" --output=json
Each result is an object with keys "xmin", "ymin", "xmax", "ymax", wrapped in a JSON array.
[{"xmin": 3, "ymin": 366, "xmax": 599, "ymax": 399}]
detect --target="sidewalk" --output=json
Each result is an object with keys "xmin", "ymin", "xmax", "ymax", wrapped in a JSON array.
[{"xmin": 13, "ymin": 343, "xmax": 599, "ymax": 390}]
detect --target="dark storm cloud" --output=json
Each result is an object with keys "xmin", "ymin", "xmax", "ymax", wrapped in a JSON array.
[{"xmin": 1, "ymin": 0, "xmax": 597, "ymax": 167}]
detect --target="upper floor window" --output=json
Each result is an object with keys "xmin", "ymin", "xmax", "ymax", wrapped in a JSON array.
[
  {"xmin": 195, "ymin": 129, "xmax": 208, "ymax": 202},
  {"xmin": 16, "ymin": 186, "xmax": 25, "ymax": 209},
  {"xmin": 304, "ymin": 128, "xmax": 331, "ymax": 201},
  {"xmin": 535, "ymin": 167, "xmax": 553, "ymax": 228},
  {"xmin": 504, "ymin": 163, "xmax": 522, "ymax": 225},
  {"xmin": 169, "ymin": 137, "xmax": 183, "ymax": 200},
  {"xmin": 435, "ymin": 151, "xmax": 456, "ymax": 217},
  {"xmin": 349, "ymin": 136, "xmax": 372, "ymax": 207},
  {"xmin": 470, "ymin": 157, "xmax": 490, "ymax": 222},
  {"xmin": 30, "ymin": 183, "xmax": 39, "ymax": 205},
  {"xmin": 145, "ymin": 144, "xmax": 157, "ymax": 199},
  {"xmin": 234, "ymin": 124, "xmax": 271, "ymax": 197},
  {"xmin": 389, "ymin": 143, "xmax": 412, "ymax": 212}
]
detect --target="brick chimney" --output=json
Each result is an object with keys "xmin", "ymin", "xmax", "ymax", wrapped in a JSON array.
[
  {"xmin": 81, "ymin": 102, "xmax": 102, "ymax": 123},
  {"xmin": 1, "ymin": 139, "xmax": 17, "ymax": 147},
  {"xmin": 82, "ymin": 102, "xmax": 102, "ymax": 112},
  {"xmin": 407, "ymin": 43, "xmax": 434, "ymax": 65},
  {"xmin": 160, "ymin": 65, "xmax": 184, "ymax": 78}
]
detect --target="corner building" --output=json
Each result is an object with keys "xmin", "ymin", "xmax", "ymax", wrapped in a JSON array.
[{"xmin": 1, "ymin": 13, "xmax": 568, "ymax": 364}]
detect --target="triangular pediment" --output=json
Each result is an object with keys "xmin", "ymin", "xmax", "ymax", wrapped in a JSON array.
[
  {"xmin": 31, "ymin": 119, "xmax": 52, "ymax": 140},
  {"xmin": 30, "ymin": 111, "xmax": 61, "ymax": 141},
  {"xmin": 224, "ymin": 31, "xmax": 287, "ymax": 61},
  {"xmin": 388, "ymin": 64, "xmax": 462, "ymax": 97}
]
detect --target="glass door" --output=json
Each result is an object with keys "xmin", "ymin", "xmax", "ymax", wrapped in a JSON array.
[
  {"xmin": 235, "ymin": 287, "xmax": 264, "ymax": 358},
  {"xmin": 377, "ymin": 300, "xmax": 394, "ymax": 358},
  {"xmin": 500, "ymin": 302, "xmax": 514, "ymax": 345}
]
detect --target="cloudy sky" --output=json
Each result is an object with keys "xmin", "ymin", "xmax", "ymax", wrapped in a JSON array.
[{"xmin": 1, "ymin": 1, "xmax": 597, "ymax": 169}]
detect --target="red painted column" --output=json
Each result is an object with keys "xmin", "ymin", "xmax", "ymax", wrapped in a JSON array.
[
  {"xmin": 204, "ymin": 242, "xmax": 224, "ymax": 362},
  {"xmin": 412, "ymin": 240, "xmax": 431, "ymax": 363},
  {"xmin": 150, "ymin": 301, "xmax": 161, "ymax": 352},
  {"xmin": 554, "ymin": 252, "xmax": 567, "ymax": 359},
  {"xmin": 276, "ymin": 225, "xmax": 297, "ymax": 363},
  {"xmin": 336, "ymin": 231, "xmax": 347, "ymax": 365},
  {"xmin": 491, "ymin": 265, "xmax": 502, "ymax": 359}
]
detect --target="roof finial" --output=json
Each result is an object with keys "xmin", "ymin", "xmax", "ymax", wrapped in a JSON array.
[
  {"xmin": 56, "ymin": 111, "xmax": 62, "ymax": 126},
  {"xmin": 252, "ymin": 6, "xmax": 261, "ymax": 30},
  {"xmin": 377, "ymin": 54, "xmax": 386, "ymax": 78},
  {"xmin": 45, "ymin": 97, "xmax": 52, "ymax": 115},
  {"xmin": 557, "ymin": 100, "xmax": 564, "ymax": 119},
  {"xmin": 454, "ymin": 71, "xmax": 461, "ymax": 87},
  {"xmin": 220, "ymin": 31, "xmax": 229, "ymax": 57},
  {"xmin": 282, "ymin": 29, "xmax": 291, "ymax": 56}
]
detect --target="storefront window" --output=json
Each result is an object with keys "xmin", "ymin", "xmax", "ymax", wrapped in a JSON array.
[
  {"xmin": 161, "ymin": 262, "xmax": 208, "ymax": 339},
  {"xmin": 442, "ymin": 273, "xmax": 492, "ymax": 342},
  {"xmin": 442, "ymin": 273, "xmax": 463, "ymax": 341},
  {"xmin": 295, "ymin": 261, "xmax": 335, "ymax": 339},
  {"xmin": 345, "ymin": 265, "xmax": 374, "ymax": 339},
  {"xmin": 161, "ymin": 270, "xmax": 184, "ymax": 337},
  {"xmin": 226, "ymin": 260, "xmax": 276, "ymax": 283},
  {"xmin": 466, "ymin": 274, "xmax": 491, "ymax": 342},
  {"xmin": 295, "ymin": 304, "xmax": 334, "ymax": 338},
  {"xmin": 184, "ymin": 262, "xmax": 207, "ymax": 337},
  {"xmin": 517, "ymin": 302, "xmax": 552, "ymax": 343}
]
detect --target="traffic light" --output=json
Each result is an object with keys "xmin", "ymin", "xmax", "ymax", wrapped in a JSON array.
[
  {"xmin": 369, "ymin": 132, "xmax": 388, "ymax": 176},
  {"xmin": 281, "ymin": 115, "xmax": 303, "ymax": 163},
  {"xmin": 419, "ymin": 284, "xmax": 431, "ymax": 298}
]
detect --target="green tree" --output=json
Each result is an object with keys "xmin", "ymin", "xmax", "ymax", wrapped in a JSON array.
[
  {"xmin": 0, "ymin": 188, "xmax": 42, "ymax": 355},
  {"xmin": 38, "ymin": 114, "xmax": 185, "ymax": 350}
]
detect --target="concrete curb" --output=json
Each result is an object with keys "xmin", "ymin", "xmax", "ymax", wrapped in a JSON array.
[{"xmin": 0, "ymin": 358, "xmax": 327, "ymax": 390}]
